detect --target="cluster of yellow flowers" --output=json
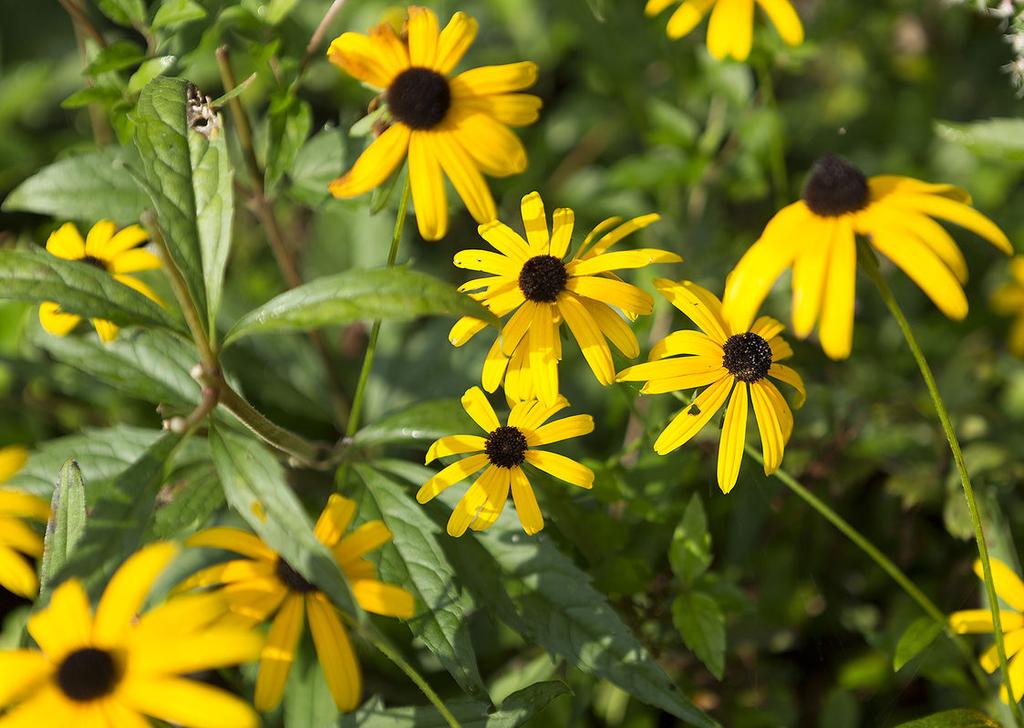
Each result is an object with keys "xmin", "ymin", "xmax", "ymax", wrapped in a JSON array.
[{"xmin": 1, "ymin": 1, "xmax": 1019, "ymax": 722}]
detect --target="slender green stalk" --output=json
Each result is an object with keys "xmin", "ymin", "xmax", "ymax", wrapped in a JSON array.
[
  {"xmin": 860, "ymin": 243, "xmax": 1024, "ymax": 724},
  {"xmin": 218, "ymin": 382, "xmax": 329, "ymax": 467},
  {"xmin": 344, "ymin": 176, "xmax": 411, "ymax": 441},
  {"xmin": 746, "ymin": 444, "xmax": 989, "ymax": 691}
]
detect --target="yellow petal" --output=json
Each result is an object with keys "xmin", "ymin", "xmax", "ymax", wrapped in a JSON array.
[
  {"xmin": 509, "ymin": 467, "xmax": 544, "ymax": 535},
  {"xmin": 817, "ymin": 216, "xmax": 856, "ymax": 360},
  {"xmin": 113, "ymin": 274, "xmax": 164, "ymax": 306},
  {"xmin": 425, "ymin": 435, "xmax": 487, "ymax": 464},
  {"xmin": 461, "ymin": 386, "xmax": 501, "ymax": 432},
  {"xmin": 751, "ymin": 316, "xmax": 785, "ymax": 341},
  {"xmin": 334, "ymin": 521, "xmax": 392, "ymax": 565},
  {"xmin": 717, "ymin": 381, "xmax": 748, "ymax": 494},
  {"xmin": 646, "ymin": 0, "xmax": 677, "ymax": 16},
  {"xmin": 91, "ymin": 319, "xmax": 119, "ymax": 343},
  {"xmin": 549, "ymin": 208, "xmax": 575, "ymax": 258},
  {"xmin": 0, "ymin": 516, "xmax": 44, "ymax": 556},
  {"xmin": 582, "ymin": 300, "xmax": 640, "ymax": 359},
  {"xmin": 980, "ymin": 629, "xmax": 1024, "ymax": 672},
  {"xmin": 0, "ymin": 546, "xmax": 38, "ymax": 599},
  {"xmin": 653, "ymin": 279, "xmax": 728, "ymax": 342},
  {"xmin": 408, "ymin": 132, "xmax": 448, "ymax": 240},
  {"xmin": 94, "ymin": 542, "xmax": 178, "ymax": 647},
  {"xmin": 0, "ymin": 649, "xmax": 51, "ymax": 706},
  {"xmin": 313, "ymin": 494, "xmax": 357, "ymax": 549},
  {"xmin": 478, "ymin": 220, "xmax": 531, "ymax": 261},
  {"xmin": 186, "ymin": 527, "xmax": 275, "ymax": 562},
  {"xmin": 456, "ymin": 93, "xmax": 542, "ymax": 126},
  {"xmin": 469, "ymin": 466, "xmax": 510, "ymax": 532},
  {"xmin": 665, "ymin": 0, "xmax": 715, "ymax": 39},
  {"xmin": 120, "ymin": 676, "xmax": 260, "ymax": 728},
  {"xmin": 977, "ymin": 558, "xmax": 1024, "ymax": 612},
  {"xmin": 327, "ymin": 30, "xmax": 405, "ymax": 89},
  {"xmin": 568, "ymin": 276, "xmax": 653, "ymax": 316},
  {"xmin": 654, "ymin": 376, "xmax": 734, "ymax": 454},
  {"xmin": 531, "ymin": 414, "xmax": 594, "ymax": 448},
  {"xmin": 528, "ymin": 306, "xmax": 560, "ymax": 406},
  {"xmin": 307, "ymin": 592, "xmax": 361, "ymax": 711},
  {"xmin": 791, "ymin": 217, "xmax": 834, "ymax": 338},
  {"xmin": 0, "ymin": 487, "xmax": 47, "ymax": 519},
  {"xmin": 449, "ymin": 107, "xmax": 527, "ymax": 177},
  {"xmin": 509, "ymin": 397, "xmax": 570, "ymax": 431},
  {"xmin": 649, "ymin": 330, "xmax": 722, "ymax": 360},
  {"xmin": 108, "ymin": 249, "xmax": 161, "ymax": 274},
  {"xmin": 558, "ymin": 293, "xmax": 614, "ymax": 386},
  {"xmin": 450, "ymin": 62, "xmax": 538, "ymax": 97},
  {"xmin": 453, "ymin": 248, "xmax": 521, "ymax": 277},
  {"xmin": 38, "ymin": 302, "xmax": 81, "ymax": 337},
  {"xmin": 750, "ymin": 380, "xmax": 787, "ymax": 474},
  {"xmin": 329, "ymin": 123, "xmax": 411, "ymax": 199},
  {"xmin": 416, "ymin": 453, "xmax": 490, "ymax": 503},
  {"xmin": 767, "ymin": 363, "xmax": 805, "ymax": 408},
  {"xmin": 449, "ymin": 315, "xmax": 488, "ymax": 346},
  {"xmin": 447, "ymin": 467, "xmax": 497, "ymax": 536},
  {"xmin": 435, "ymin": 11, "xmax": 478, "ymax": 74},
  {"xmin": 888, "ymin": 193, "xmax": 1012, "ymax": 254},
  {"xmin": 28, "ymin": 578, "xmax": 92, "ymax": 658},
  {"xmin": 254, "ymin": 593, "xmax": 305, "ymax": 711},
  {"xmin": 84, "ymin": 220, "xmax": 117, "ymax": 259},
  {"xmin": 870, "ymin": 227, "xmax": 968, "ymax": 321},
  {"xmin": 949, "ymin": 608, "xmax": 1024, "ymax": 633},
  {"xmin": 523, "ymin": 450, "xmax": 594, "ymax": 488},
  {"xmin": 406, "ymin": 6, "xmax": 439, "ymax": 68},
  {"xmin": 1000, "ymin": 648, "xmax": 1024, "ymax": 703},
  {"xmin": 482, "ymin": 335, "xmax": 510, "ymax": 392},
  {"xmin": 105, "ymin": 225, "xmax": 149, "ymax": 256},
  {"xmin": 707, "ymin": 0, "xmax": 751, "ymax": 61},
  {"xmin": 579, "ymin": 213, "xmax": 660, "ymax": 259},
  {"xmin": 617, "ymin": 355, "xmax": 724, "ymax": 383},
  {"xmin": 433, "ymin": 130, "xmax": 496, "ymax": 224},
  {"xmin": 352, "ymin": 579, "xmax": 415, "ymax": 617},
  {"xmin": 45, "ymin": 222, "xmax": 86, "ymax": 260},
  {"xmin": 640, "ymin": 368, "xmax": 730, "ymax": 395},
  {"xmin": 756, "ymin": 0, "xmax": 804, "ymax": 46},
  {"xmin": 129, "ymin": 626, "xmax": 264, "ymax": 675}
]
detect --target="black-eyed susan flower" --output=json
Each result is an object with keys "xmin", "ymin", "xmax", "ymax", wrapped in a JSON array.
[
  {"xmin": 0, "ymin": 445, "xmax": 49, "ymax": 598},
  {"xmin": 418, "ymin": 386, "xmax": 594, "ymax": 536},
  {"xmin": 617, "ymin": 280, "xmax": 804, "ymax": 494},
  {"xmin": 722, "ymin": 155, "xmax": 1013, "ymax": 360},
  {"xmin": 949, "ymin": 557, "xmax": 1024, "ymax": 703},
  {"xmin": 39, "ymin": 221, "xmax": 163, "ymax": 343},
  {"xmin": 327, "ymin": 6, "xmax": 541, "ymax": 241},
  {"xmin": 992, "ymin": 256, "xmax": 1024, "ymax": 357},
  {"xmin": 0, "ymin": 542, "xmax": 263, "ymax": 726},
  {"xmin": 449, "ymin": 191, "xmax": 681, "ymax": 406},
  {"xmin": 645, "ymin": 0, "xmax": 804, "ymax": 61},
  {"xmin": 179, "ymin": 495, "xmax": 414, "ymax": 713}
]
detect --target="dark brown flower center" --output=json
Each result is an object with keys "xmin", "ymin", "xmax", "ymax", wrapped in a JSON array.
[
  {"xmin": 518, "ymin": 255, "xmax": 567, "ymax": 303},
  {"xmin": 485, "ymin": 425, "xmax": 528, "ymax": 468},
  {"xmin": 57, "ymin": 648, "xmax": 120, "ymax": 702},
  {"xmin": 802, "ymin": 154, "xmax": 869, "ymax": 217},
  {"xmin": 722, "ymin": 332, "xmax": 773, "ymax": 383},
  {"xmin": 79, "ymin": 255, "xmax": 108, "ymax": 271},
  {"xmin": 275, "ymin": 557, "xmax": 316, "ymax": 593},
  {"xmin": 387, "ymin": 67, "xmax": 451, "ymax": 130}
]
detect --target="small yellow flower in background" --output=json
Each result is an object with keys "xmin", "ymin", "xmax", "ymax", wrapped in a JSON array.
[
  {"xmin": 949, "ymin": 558, "xmax": 1024, "ymax": 703},
  {"xmin": 418, "ymin": 386, "xmax": 594, "ymax": 537},
  {"xmin": 40, "ymin": 221, "xmax": 163, "ymax": 343},
  {"xmin": 0, "ymin": 445, "xmax": 49, "ymax": 598},
  {"xmin": 617, "ymin": 280, "xmax": 804, "ymax": 494},
  {"xmin": 645, "ymin": 0, "xmax": 804, "ymax": 61},
  {"xmin": 991, "ymin": 257, "xmax": 1024, "ymax": 356},
  {"xmin": 179, "ymin": 495, "xmax": 414, "ymax": 712},
  {"xmin": 450, "ymin": 191, "xmax": 681, "ymax": 406},
  {"xmin": 0, "ymin": 542, "xmax": 263, "ymax": 726},
  {"xmin": 722, "ymin": 155, "xmax": 1012, "ymax": 360},
  {"xmin": 327, "ymin": 6, "xmax": 542, "ymax": 241}
]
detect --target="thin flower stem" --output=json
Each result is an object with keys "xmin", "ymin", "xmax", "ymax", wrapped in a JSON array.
[
  {"xmin": 745, "ymin": 444, "xmax": 990, "ymax": 692},
  {"xmin": 860, "ymin": 243, "xmax": 1024, "ymax": 724},
  {"xmin": 295, "ymin": 0, "xmax": 349, "ymax": 84},
  {"xmin": 348, "ymin": 617, "xmax": 461, "ymax": 728}
]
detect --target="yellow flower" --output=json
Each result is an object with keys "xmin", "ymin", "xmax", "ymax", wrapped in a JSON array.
[
  {"xmin": 617, "ymin": 280, "xmax": 804, "ymax": 494},
  {"xmin": 0, "ymin": 445, "xmax": 49, "ymax": 599},
  {"xmin": 722, "ymin": 155, "xmax": 1012, "ymax": 360},
  {"xmin": 0, "ymin": 542, "xmax": 263, "ymax": 727},
  {"xmin": 327, "ymin": 6, "xmax": 541, "ymax": 241},
  {"xmin": 450, "ymin": 191, "xmax": 681, "ymax": 406},
  {"xmin": 179, "ymin": 495, "xmax": 414, "ymax": 713},
  {"xmin": 39, "ymin": 221, "xmax": 163, "ymax": 343},
  {"xmin": 418, "ymin": 386, "xmax": 594, "ymax": 537},
  {"xmin": 992, "ymin": 257, "xmax": 1024, "ymax": 357},
  {"xmin": 645, "ymin": 0, "xmax": 804, "ymax": 61},
  {"xmin": 949, "ymin": 558, "xmax": 1024, "ymax": 703}
]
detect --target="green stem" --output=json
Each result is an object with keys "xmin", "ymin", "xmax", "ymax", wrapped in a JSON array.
[
  {"xmin": 349, "ymin": 618, "xmax": 461, "ymax": 728},
  {"xmin": 343, "ymin": 176, "xmax": 411, "ymax": 441},
  {"xmin": 218, "ymin": 382, "xmax": 329, "ymax": 467},
  {"xmin": 746, "ymin": 444, "xmax": 989, "ymax": 692},
  {"xmin": 860, "ymin": 243, "xmax": 1024, "ymax": 723}
]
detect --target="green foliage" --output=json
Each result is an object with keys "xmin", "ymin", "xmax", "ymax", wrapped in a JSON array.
[
  {"xmin": 894, "ymin": 709, "xmax": 1001, "ymax": 728},
  {"xmin": 39, "ymin": 459, "xmax": 87, "ymax": 599},
  {"xmin": 893, "ymin": 617, "xmax": 943, "ymax": 672}
]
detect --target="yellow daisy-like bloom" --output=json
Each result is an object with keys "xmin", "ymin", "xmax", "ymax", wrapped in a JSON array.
[
  {"xmin": 179, "ymin": 495, "xmax": 415, "ymax": 713},
  {"xmin": 992, "ymin": 257, "xmax": 1024, "ymax": 357},
  {"xmin": 617, "ymin": 280, "xmax": 804, "ymax": 494},
  {"xmin": 327, "ymin": 6, "xmax": 541, "ymax": 241},
  {"xmin": 0, "ymin": 445, "xmax": 49, "ymax": 598},
  {"xmin": 949, "ymin": 558, "xmax": 1024, "ymax": 703},
  {"xmin": 722, "ymin": 155, "xmax": 1013, "ymax": 360},
  {"xmin": 0, "ymin": 542, "xmax": 263, "ymax": 726},
  {"xmin": 40, "ymin": 221, "xmax": 163, "ymax": 344},
  {"xmin": 418, "ymin": 386, "xmax": 594, "ymax": 537},
  {"xmin": 450, "ymin": 191, "xmax": 681, "ymax": 406},
  {"xmin": 645, "ymin": 0, "xmax": 804, "ymax": 61}
]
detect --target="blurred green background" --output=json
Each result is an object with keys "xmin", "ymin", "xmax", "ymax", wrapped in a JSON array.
[{"xmin": 3, "ymin": 0, "xmax": 1024, "ymax": 725}]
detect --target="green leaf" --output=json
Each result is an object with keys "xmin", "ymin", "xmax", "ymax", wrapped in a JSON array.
[
  {"xmin": 350, "ymin": 107, "xmax": 387, "ymax": 138},
  {"xmin": 208, "ymin": 425, "xmax": 358, "ymax": 615},
  {"xmin": 289, "ymin": 126, "xmax": 346, "ymax": 205},
  {"xmin": 134, "ymin": 77, "xmax": 234, "ymax": 334},
  {"xmin": 225, "ymin": 267, "xmax": 496, "ymax": 346},
  {"xmin": 341, "ymin": 681, "xmax": 570, "ymax": 727},
  {"xmin": 893, "ymin": 709, "xmax": 999, "ymax": 728},
  {"xmin": 669, "ymin": 494, "xmax": 712, "ymax": 585},
  {"xmin": 265, "ymin": 91, "xmax": 312, "ymax": 194},
  {"xmin": 62, "ymin": 86, "xmax": 124, "ymax": 109},
  {"xmin": 33, "ymin": 328, "xmax": 199, "ymax": 407},
  {"xmin": 150, "ymin": 461, "xmax": 224, "ymax": 539},
  {"xmin": 151, "ymin": 0, "xmax": 206, "ymax": 30},
  {"xmin": 3, "ymin": 148, "xmax": 150, "ymax": 224},
  {"xmin": 264, "ymin": 0, "xmax": 299, "ymax": 25},
  {"xmin": 0, "ymin": 248, "xmax": 178, "ymax": 332},
  {"xmin": 672, "ymin": 591, "xmax": 726, "ymax": 680},
  {"xmin": 284, "ymin": 635, "xmax": 339, "ymax": 727},
  {"xmin": 352, "ymin": 399, "xmax": 475, "ymax": 450},
  {"xmin": 39, "ymin": 460, "xmax": 88, "ymax": 600},
  {"xmin": 96, "ymin": 0, "xmax": 147, "ymax": 26},
  {"xmin": 56, "ymin": 433, "xmax": 181, "ymax": 599},
  {"xmin": 127, "ymin": 56, "xmax": 176, "ymax": 95},
  {"xmin": 353, "ymin": 466, "xmax": 486, "ymax": 697},
  {"xmin": 935, "ymin": 119, "xmax": 1024, "ymax": 163},
  {"xmin": 85, "ymin": 41, "xmax": 146, "ymax": 75},
  {"xmin": 442, "ymin": 488, "xmax": 719, "ymax": 728},
  {"xmin": 893, "ymin": 617, "xmax": 943, "ymax": 672}
]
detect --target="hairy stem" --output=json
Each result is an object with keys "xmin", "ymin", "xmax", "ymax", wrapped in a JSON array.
[
  {"xmin": 860, "ymin": 243, "xmax": 1024, "ymax": 722},
  {"xmin": 296, "ymin": 0, "xmax": 349, "ymax": 83}
]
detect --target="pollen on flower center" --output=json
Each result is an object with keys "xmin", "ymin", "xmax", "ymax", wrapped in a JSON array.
[
  {"xmin": 79, "ymin": 255, "xmax": 109, "ymax": 271},
  {"xmin": 518, "ymin": 255, "xmax": 568, "ymax": 303},
  {"xmin": 722, "ymin": 332, "xmax": 773, "ymax": 382},
  {"xmin": 275, "ymin": 557, "xmax": 317, "ymax": 593},
  {"xmin": 57, "ymin": 647, "xmax": 120, "ymax": 702},
  {"xmin": 802, "ymin": 154, "xmax": 869, "ymax": 217},
  {"xmin": 387, "ymin": 67, "xmax": 452, "ymax": 130},
  {"xmin": 485, "ymin": 425, "xmax": 529, "ymax": 468}
]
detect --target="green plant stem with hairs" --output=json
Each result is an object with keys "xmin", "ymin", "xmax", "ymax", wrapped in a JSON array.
[{"xmin": 859, "ymin": 241, "xmax": 1024, "ymax": 725}]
